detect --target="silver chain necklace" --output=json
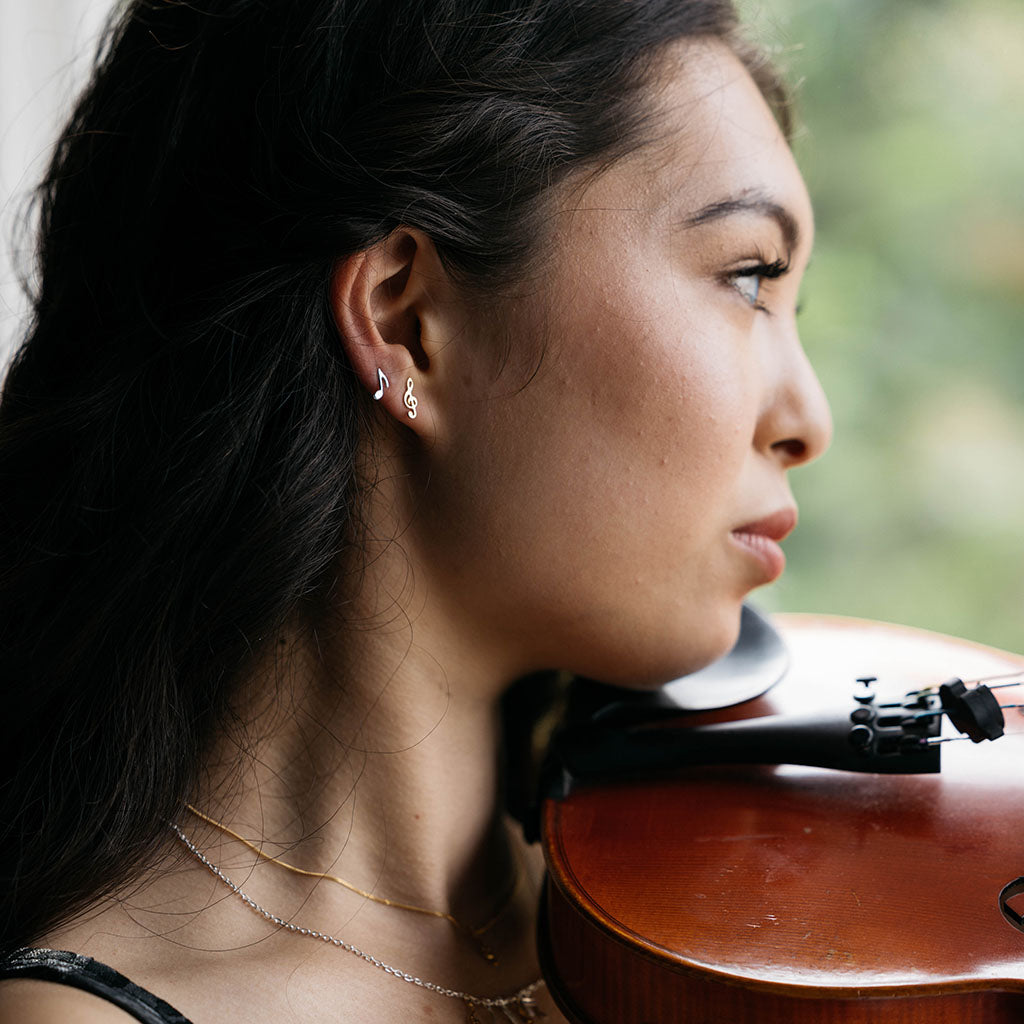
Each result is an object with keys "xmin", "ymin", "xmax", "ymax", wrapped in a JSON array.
[{"xmin": 170, "ymin": 824, "xmax": 546, "ymax": 1023}]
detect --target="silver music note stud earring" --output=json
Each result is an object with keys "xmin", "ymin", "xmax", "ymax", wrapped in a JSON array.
[
  {"xmin": 372, "ymin": 368, "xmax": 389, "ymax": 401},
  {"xmin": 403, "ymin": 377, "xmax": 418, "ymax": 419}
]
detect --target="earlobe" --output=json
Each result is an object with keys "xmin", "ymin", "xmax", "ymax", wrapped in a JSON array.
[{"xmin": 329, "ymin": 230, "xmax": 443, "ymax": 437}]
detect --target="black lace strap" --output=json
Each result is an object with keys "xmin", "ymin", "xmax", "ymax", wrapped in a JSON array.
[{"xmin": 0, "ymin": 948, "xmax": 193, "ymax": 1024}]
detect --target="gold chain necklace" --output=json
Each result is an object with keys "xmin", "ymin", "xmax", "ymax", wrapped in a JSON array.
[
  {"xmin": 171, "ymin": 823, "xmax": 546, "ymax": 1023},
  {"xmin": 185, "ymin": 805, "xmax": 519, "ymax": 966}
]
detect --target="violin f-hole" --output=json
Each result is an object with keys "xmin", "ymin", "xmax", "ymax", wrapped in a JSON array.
[{"xmin": 999, "ymin": 878, "xmax": 1024, "ymax": 934}]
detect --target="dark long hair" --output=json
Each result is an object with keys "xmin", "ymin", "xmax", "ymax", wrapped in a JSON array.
[{"xmin": 0, "ymin": 0, "xmax": 787, "ymax": 955}]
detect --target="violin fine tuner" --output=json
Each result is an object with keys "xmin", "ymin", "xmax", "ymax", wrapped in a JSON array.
[
  {"xmin": 934, "ymin": 678, "xmax": 1005, "ymax": 742},
  {"xmin": 855, "ymin": 676, "xmax": 1007, "ymax": 749}
]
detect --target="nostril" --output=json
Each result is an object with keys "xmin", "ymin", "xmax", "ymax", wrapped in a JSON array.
[{"xmin": 772, "ymin": 438, "xmax": 807, "ymax": 461}]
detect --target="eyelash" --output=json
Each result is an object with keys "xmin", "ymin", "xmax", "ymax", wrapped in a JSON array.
[{"xmin": 726, "ymin": 256, "xmax": 791, "ymax": 313}]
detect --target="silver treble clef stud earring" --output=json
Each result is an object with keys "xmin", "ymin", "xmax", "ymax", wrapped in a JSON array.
[{"xmin": 403, "ymin": 377, "xmax": 418, "ymax": 420}]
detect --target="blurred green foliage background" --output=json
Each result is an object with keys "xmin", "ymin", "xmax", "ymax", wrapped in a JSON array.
[{"xmin": 740, "ymin": 0, "xmax": 1024, "ymax": 648}]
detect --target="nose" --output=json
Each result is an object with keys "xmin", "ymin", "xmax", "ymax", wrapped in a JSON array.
[{"xmin": 755, "ymin": 327, "xmax": 833, "ymax": 469}]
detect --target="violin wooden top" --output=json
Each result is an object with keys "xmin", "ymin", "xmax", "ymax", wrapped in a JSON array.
[{"xmin": 542, "ymin": 615, "xmax": 1024, "ymax": 1012}]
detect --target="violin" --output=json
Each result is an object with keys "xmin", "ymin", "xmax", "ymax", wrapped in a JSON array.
[{"xmin": 534, "ymin": 611, "xmax": 1024, "ymax": 1023}]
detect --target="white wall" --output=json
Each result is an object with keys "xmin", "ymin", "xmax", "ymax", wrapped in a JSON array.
[{"xmin": 0, "ymin": 0, "xmax": 116, "ymax": 371}]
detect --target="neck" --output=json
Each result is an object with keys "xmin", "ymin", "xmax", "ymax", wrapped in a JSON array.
[{"xmin": 193, "ymin": 565, "xmax": 523, "ymax": 929}]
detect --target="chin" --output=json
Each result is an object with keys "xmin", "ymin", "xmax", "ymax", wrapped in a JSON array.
[{"xmin": 573, "ymin": 603, "xmax": 744, "ymax": 692}]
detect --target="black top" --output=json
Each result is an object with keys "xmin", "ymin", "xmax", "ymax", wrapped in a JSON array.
[{"xmin": 0, "ymin": 948, "xmax": 194, "ymax": 1024}]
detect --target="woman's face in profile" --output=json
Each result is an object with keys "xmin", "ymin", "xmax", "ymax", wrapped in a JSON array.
[{"xmin": 422, "ymin": 41, "xmax": 832, "ymax": 687}]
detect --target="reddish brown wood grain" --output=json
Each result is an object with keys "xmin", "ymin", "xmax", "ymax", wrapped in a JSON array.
[{"xmin": 541, "ymin": 615, "xmax": 1024, "ymax": 1023}]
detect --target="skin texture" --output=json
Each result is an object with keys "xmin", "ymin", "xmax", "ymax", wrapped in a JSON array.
[{"xmin": 15, "ymin": 41, "xmax": 830, "ymax": 1024}]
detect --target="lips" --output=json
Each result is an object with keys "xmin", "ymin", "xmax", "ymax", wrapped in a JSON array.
[
  {"xmin": 732, "ymin": 507, "xmax": 798, "ymax": 543},
  {"xmin": 730, "ymin": 507, "xmax": 798, "ymax": 582}
]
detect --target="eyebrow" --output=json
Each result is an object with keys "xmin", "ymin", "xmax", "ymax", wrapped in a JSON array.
[{"xmin": 682, "ymin": 191, "xmax": 802, "ymax": 252}]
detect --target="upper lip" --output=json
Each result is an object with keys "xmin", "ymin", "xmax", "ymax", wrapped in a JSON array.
[{"xmin": 732, "ymin": 507, "xmax": 798, "ymax": 542}]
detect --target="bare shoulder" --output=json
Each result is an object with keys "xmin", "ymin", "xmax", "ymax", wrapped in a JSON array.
[{"xmin": 0, "ymin": 978, "xmax": 139, "ymax": 1022}]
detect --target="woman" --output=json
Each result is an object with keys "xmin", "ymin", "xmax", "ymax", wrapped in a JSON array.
[{"xmin": 0, "ymin": 0, "xmax": 831, "ymax": 1021}]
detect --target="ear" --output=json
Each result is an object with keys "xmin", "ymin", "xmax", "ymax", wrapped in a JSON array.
[{"xmin": 330, "ymin": 228, "xmax": 452, "ymax": 441}]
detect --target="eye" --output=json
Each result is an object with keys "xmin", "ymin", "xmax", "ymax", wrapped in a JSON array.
[
  {"xmin": 726, "ymin": 257, "xmax": 791, "ymax": 312},
  {"xmin": 731, "ymin": 271, "xmax": 763, "ymax": 307}
]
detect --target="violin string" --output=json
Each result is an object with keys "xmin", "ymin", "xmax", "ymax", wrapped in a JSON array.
[
  {"xmin": 924, "ymin": 732, "xmax": 1024, "ymax": 746},
  {"xmin": 964, "ymin": 671, "xmax": 1024, "ymax": 686},
  {"xmin": 908, "ymin": 682, "xmax": 1016, "ymax": 704},
  {"xmin": 913, "ymin": 706, "xmax": 1023, "ymax": 726},
  {"xmin": 914, "ymin": 703, "xmax": 1024, "ymax": 729}
]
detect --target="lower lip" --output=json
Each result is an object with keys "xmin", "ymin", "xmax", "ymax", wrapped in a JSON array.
[{"xmin": 731, "ymin": 531, "xmax": 786, "ymax": 582}]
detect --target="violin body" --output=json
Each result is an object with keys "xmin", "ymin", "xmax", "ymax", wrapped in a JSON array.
[{"xmin": 539, "ymin": 615, "xmax": 1024, "ymax": 1023}]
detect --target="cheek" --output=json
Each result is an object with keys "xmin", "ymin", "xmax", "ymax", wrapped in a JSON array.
[
  {"xmin": 578, "ymin": 300, "xmax": 755, "ymax": 507},
  {"xmin": 422, "ymin": 272, "xmax": 759, "ymax": 681},
  {"xmin": 484, "ymin": 315, "xmax": 750, "ymax": 586}
]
